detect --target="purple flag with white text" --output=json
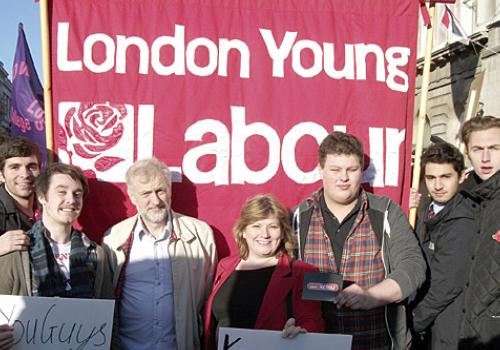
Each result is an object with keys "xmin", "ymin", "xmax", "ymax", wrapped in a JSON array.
[{"xmin": 10, "ymin": 23, "xmax": 46, "ymax": 164}]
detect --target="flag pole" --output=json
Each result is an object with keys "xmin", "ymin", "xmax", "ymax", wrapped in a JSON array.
[
  {"xmin": 409, "ymin": 2, "xmax": 436, "ymax": 228},
  {"xmin": 39, "ymin": 0, "xmax": 54, "ymax": 164}
]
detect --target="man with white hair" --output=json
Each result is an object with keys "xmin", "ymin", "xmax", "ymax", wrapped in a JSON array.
[{"xmin": 103, "ymin": 158, "xmax": 217, "ymax": 350}]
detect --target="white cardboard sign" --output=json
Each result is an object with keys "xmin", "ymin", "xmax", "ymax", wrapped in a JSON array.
[
  {"xmin": 217, "ymin": 327, "xmax": 352, "ymax": 350},
  {"xmin": 0, "ymin": 295, "xmax": 115, "ymax": 350}
]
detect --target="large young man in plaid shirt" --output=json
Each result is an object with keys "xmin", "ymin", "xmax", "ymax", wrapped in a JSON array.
[{"xmin": 293, "ymin": 131, "xmax": 426, "ymax": 350}]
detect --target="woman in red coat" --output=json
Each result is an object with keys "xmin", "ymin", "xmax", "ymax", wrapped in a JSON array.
[{"xmin": 204, "ymin": 194, "xmax": 324, "ymax": 349}]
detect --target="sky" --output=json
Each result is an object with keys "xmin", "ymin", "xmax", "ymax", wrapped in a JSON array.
[{"xmin": 0, "ymin": 0, "xmax": 43, "ymax": 83}]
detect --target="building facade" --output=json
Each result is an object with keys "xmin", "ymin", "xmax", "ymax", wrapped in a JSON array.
[
  {"xmin": 414, "ymin": 0, "xmax": 500, "ymax": 148},
  {"xmin": 0, "ymin": 61, "xmax": 12, "ymax": 135}
]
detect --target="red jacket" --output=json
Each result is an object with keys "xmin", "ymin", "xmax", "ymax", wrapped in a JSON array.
[{"xmin": 203, "ymin": 253, "xmax": 324, "ymax": 349}]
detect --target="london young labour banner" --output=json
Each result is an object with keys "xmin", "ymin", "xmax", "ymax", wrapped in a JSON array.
[{"xmin": 50, "ymin": 0, "xmax": 419, "ymax": 255}]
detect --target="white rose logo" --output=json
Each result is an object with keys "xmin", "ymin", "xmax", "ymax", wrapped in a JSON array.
[{"xmin": 59, "ymin": 102, "xmax": 127, "ymax": 172}]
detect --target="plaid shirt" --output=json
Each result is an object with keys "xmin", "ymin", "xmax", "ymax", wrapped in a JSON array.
[{"xmin": 303, "ymin": 189, "xmax": 388, "ymax": 350}]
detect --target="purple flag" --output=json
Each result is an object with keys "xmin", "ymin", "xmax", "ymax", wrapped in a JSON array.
[{"xmin": 10, "ymin": 23, "xmax": 46, "ymax": 164}]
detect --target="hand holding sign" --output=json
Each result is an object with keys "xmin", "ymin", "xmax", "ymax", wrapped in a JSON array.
[
  {"xmin": 281, "ymin": 318, "xmax": 307, "ymax": 339},
  {"xmin": 0, "ymin": 324, "xmax": 14, "ymax": 350}
]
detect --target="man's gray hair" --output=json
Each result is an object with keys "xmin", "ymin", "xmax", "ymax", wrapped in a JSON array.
[{"xmin": 125, "ymin": 157, "xmax": 171, "ymax": 192}]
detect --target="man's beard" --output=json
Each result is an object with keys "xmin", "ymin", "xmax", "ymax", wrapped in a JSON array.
[{"xmin": 142, "ymin": 206, "xmax": 169, "ymax": 224}]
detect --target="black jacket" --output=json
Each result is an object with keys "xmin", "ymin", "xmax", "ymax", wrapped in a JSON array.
[
  {"xmin": 412, "ymin": 193, "xmax": 475, "ymax": 350},
  {"xmin": 0, "ymin": 184, "xmax": 33, "ymax": 235},
  {"xmin": 459, "ymin": 170, "xmax": 500, "ymax": 349}
]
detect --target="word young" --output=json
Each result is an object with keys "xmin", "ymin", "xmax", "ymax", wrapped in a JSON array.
[{"xmin": 57, "ymin": 23, "xmax": 410, "ymax": 92}]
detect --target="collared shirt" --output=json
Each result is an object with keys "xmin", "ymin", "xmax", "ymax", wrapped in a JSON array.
[
  {"xmin": 319, "ymin": 193, "xmax": 361, "ymax": 269},
  {"xmin": 430, "ymin": 201, "xmax": 445, "ymax": 215},
  {"xmin": 426, "ymin": 202, "xmax": 445, "ymax": 251},
  {"xmin": 0, "ymin": 184, "xmax": 35, "ymax": 235},
  {"xmin": 14, "ymin": 202, "xmax": 40, "ymax": 224},
  {"xmin": 119, "ymin": 214, "xmax": 177, "ymax": 350}
]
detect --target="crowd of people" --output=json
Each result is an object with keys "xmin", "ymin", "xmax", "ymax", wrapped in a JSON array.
[{"xmin": 0, "ymin": 115, "xmax": 498, "ymax": 350}]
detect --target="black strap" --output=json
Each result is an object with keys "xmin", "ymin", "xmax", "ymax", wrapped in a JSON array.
[
  {"xmin": 0, "ymin": 214, "xmax": 5, "ymax": 234},
  {"xmin": 298, "ymin": 203, "xmax": 313, "ymax": 259},
  {"xmin": 0, "ymin": 201, "xmax": 9, "ymax": 234},
  {"xmin": 286, "ymin": 289, "xmax": 293, "ymax": 320},
  {"xmin": 285, "ymin": 259, "xmax": 294, "ymax": 319},
  {"xmin": 367, "ymin": 207, "xmax": 384, "ymax": 246}
]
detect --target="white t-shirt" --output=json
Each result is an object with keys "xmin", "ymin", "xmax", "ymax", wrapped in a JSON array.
[{"xmin": 49, "ymin": 241, "xmax": 72, "ymax": 291}]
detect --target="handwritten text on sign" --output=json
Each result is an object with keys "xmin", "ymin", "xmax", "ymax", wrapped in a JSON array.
[
  {"xmin": 217, "ymin": 327, "xmax": 352, "ymax": 350},
  {"xmin": 0, "ymin": 295, "xmax": 114, "ymax": 350}
]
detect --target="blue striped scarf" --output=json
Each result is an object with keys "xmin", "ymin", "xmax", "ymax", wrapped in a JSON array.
[{"xmin": 28, "ymin": 220, "xmax": 95, "ymax": 298}]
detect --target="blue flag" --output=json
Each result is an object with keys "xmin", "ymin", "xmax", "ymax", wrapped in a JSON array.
[{"xmin": 10, "ymin": 23, "xmax": 46, "ymax": 164}]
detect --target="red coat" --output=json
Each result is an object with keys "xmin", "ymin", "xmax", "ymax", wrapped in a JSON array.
[{"xmin": 203, "ymin": 253, "xmax": 324, "ymax": 349}]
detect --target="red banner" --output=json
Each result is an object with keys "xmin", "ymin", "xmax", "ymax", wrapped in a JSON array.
[{"xmin": 50, "ymin": 0, "xmax": 418, "ymax": 257}]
